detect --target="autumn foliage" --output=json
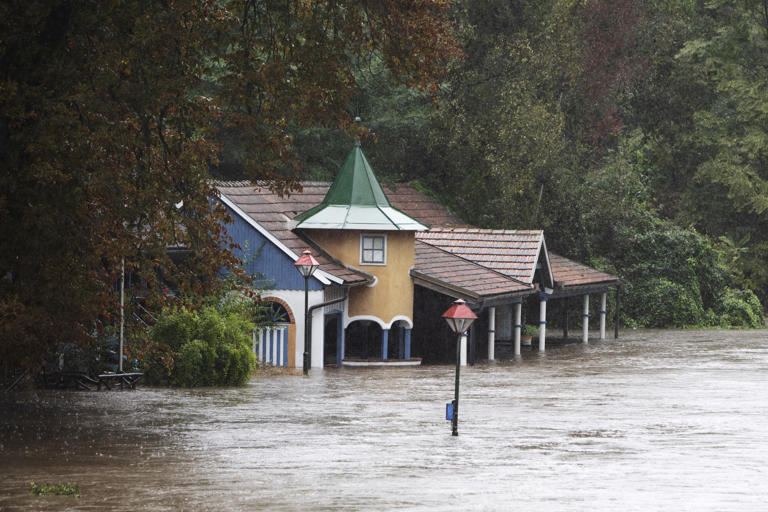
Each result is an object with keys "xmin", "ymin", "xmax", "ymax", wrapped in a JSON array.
[{"xmin": 0, "ymin": 0, "xmax": 458, "ymax": 369}]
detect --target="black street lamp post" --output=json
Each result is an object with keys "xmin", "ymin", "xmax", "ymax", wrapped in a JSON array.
[
  {"xmin": 294, "ymin": 250, "xmax": 319, "ymax": 375},
  {"xmin": 442, "ymin": 299, "xmax": 477, "ymax": 436}
]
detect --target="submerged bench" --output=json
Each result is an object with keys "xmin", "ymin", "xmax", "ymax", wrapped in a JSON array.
[{"xmin": 97, "ymin": 372, "xmax": 143, "ymax": 390}]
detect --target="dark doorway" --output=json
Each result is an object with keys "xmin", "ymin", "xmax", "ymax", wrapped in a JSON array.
[
  {"xmin": 324, "ymin": 313, "xmax": 341, "ymax": 366},
  {"xmin": 344, "ymin": 320, "xmax": 382, "ymax": 359}
]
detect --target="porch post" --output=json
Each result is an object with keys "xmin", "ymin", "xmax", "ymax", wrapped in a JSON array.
[
  {"xmin": 514, "ymin": 300, "xmax": 522, "ymax": 356},
  {"xmin": 381, "ymin": 328, "xmax": 389, "ymax": 360},
  {"xmin": 539, "ymin": 293, "xmax": 548, "ymax": 351},
  {"xmin": 404, "ymin": 328, "xmax": 412, "ymax": 360},
  {"xmin": 488, "ymin": 306, "xmax": 496, "ymax": 361},
  {"xmin": 600, "ymin": 292, "xmax": 607, "ymax": 340},
  {"xmin": 336, "ymin": 316, "xmax": 344, "ymax": 366},
  {"xmin": 460, "ymin": 332, "xmax": 467, "ymax": 366},
  {"xmin": 562, "ymin": 297, "xmax": 569, "ymax": 339},
  {"xmin": 582, "ymin": 294, "xmax": 590, "ymax": 344}
]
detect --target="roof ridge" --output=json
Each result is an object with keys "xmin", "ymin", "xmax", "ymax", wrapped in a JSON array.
[{"xmin": 420, "ymin": 227, "xmax": 544, "ymax": 235}]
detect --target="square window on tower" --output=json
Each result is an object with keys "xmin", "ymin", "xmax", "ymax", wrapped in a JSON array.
[{"xmin": 360, "ymin": 234, "xmax": 386, "ymax": 265}]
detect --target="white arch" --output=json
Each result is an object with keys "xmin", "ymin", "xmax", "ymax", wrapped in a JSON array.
[
  {"xmin": 343, "ymin": 314, "xmax": 413, "ymax": 330},
  {"xmin": 344, "ymin": 315, "xmax": 387, "ymax": 330},
  {"xmin": 387, "ymin": 315, "xmax": 413, "ymax": 330}
]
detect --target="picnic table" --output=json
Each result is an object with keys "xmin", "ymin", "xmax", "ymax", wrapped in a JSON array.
[{"xmin": 97, "ymin": 372, "xmax": 143, "ymax": 390}]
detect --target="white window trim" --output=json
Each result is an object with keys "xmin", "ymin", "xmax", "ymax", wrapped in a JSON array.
[{"xmin": 359, "ymin": 233, "xmax": 387, "ymax": 266}]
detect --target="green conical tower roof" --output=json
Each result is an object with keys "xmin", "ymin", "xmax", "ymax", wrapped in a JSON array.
[{"xmin": 294, "ymin": 142, "xmax": 427, "ymax": 231}]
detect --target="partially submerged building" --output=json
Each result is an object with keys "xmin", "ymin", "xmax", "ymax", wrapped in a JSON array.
[{"xmin": 216, "ymin": 143, "xmax": 620, "ymax": 368}]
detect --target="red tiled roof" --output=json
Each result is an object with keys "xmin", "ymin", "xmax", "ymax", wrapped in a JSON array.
[
  {"xmin": 415, "ymin": 228, "xmax": 544, "ymax": 284},
  {"xmin": 216, "ymin": 181, "xmax": 618, "ymax": 294},
  {"xmin": 549, "ymin": 253, "xmax": 619, "ymax": 291},
  {"xmin": 412, "ymin": 241, "xmax": 532, "ymax": 302}
]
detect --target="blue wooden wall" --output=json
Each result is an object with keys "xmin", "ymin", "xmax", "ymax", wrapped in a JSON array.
[{"xmin": 223, "ymin": 203, "xmax": 323, "ymax": 291}]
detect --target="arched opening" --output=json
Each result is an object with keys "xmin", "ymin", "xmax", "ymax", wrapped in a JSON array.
[
  {"xmin": 344, "ymin": 320, "xmax": 383, "ymax": 360},
  {"xmin": 390, "ymin": 319, "xmax": 411, "ymax": 360}
]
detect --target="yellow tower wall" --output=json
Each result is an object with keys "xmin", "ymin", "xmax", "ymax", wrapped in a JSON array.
[{"xmin": 308, "ymin": 230, "xmax": 415, "ymax": 325}]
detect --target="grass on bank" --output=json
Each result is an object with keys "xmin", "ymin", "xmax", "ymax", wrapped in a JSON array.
[{"xmin": 30, "ymin": 482, "xmax": 81, "ymax": 497}]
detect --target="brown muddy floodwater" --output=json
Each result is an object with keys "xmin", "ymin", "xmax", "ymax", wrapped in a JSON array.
[{"xmin": 1, "ymin": 329, "xmax": 767, "ymax": 511}]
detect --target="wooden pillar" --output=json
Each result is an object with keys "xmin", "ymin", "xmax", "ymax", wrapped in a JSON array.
[
  {"xmin": 336, "ymin": 315, "xmax": 344, "ymax": 366},
  {"xmin": 539, "ymin": 293, "xmax": 547, "ymax": 351},
  {"xmin": 404, "ymin": 328, "xmax": 412, "ymax": 359},
  {"xmin": 514, "ymin": 301, "xmax": 522, "ymax": 356},
  {"xmin": 381, "ymin": 328, "xmax": 389, "ymax": 360},
  {"xmin": 562, "ymin": 297, "xmax": 569, "ymax": 339},
  {"xmin": 582, "ymin": 294, "xmax": 590, "ymax": 344},
  {"xmin": 600, "ymin": 292, "xmax": 607, "ymax": 340},
  {"xmin": 488, "ymin": 306, "xmax": 496, "ymax": 361},
  {"xmin": 614, "ymin": 285, "xmax": 621, "ymax": 339}
]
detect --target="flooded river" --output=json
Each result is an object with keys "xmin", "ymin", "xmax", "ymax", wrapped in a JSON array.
[{"xmin": 2, "ymin": 329, "xmax": 767, "ymax": 511}]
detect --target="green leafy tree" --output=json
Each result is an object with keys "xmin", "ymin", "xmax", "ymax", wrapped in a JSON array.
[{"xmin": 673, "ymin": 0, "xmax": 768, "ymax": 302}]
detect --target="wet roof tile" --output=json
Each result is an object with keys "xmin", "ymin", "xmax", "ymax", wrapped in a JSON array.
[
  {"xmin": 216, "ymin": 181, "xmax": 618, "ymax": 292},
  {"xmin": 413, "ymin": 241, "xmax": 532, "ymax": 301},
  {"xmin": 415, "ymin": 228, "xmax": 544, "ymax": 284}
]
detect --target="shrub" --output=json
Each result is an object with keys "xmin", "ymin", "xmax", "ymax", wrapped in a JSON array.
[
  {"xmin": 624, "ymin": 278, "xmax": 705, "ymax": 328},
  {"xmin": 143, "ymin": 305, "xmax": 257, "ymax": 387},
  {"xmin": 715, "ymin": 288, "xmax": 765, "ymax": 328}
]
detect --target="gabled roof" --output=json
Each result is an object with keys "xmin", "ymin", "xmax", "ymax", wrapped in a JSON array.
[
  {"xmin": 415, "ymin": 228, "xmax": 553, "ymax": 286},
  {"xmin": 294, "ymin": 143, "xmax": 427, "ymax": 231},
  {"xmin": 216, "ymin": 182, "xmax": 371, "ymax": 286},
  {"xmin": 216, "ymin": 180, "xmax": 618, "ymax": 295},
  {"xmin": 412, "ymin": 241, "xmax": 533, "ymax": 304}
]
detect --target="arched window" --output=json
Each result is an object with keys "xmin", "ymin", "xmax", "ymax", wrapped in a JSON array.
[{"xmin": 264, "ymin": 301, "xmax": 291, "ymax": 324}]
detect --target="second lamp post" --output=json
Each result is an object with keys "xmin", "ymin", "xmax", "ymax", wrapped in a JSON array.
[{"xmin": 442, "ymin": 298, "xmax": 477, "ymax": 436}]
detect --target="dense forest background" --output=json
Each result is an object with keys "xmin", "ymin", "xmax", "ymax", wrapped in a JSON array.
[
  {"xmin": 241, "ymin": 0, "xmax": 767, "ymax": 329},
  {"xmin": 2, "ymin": 0, "xmax": 766, "ymax": 369}
]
